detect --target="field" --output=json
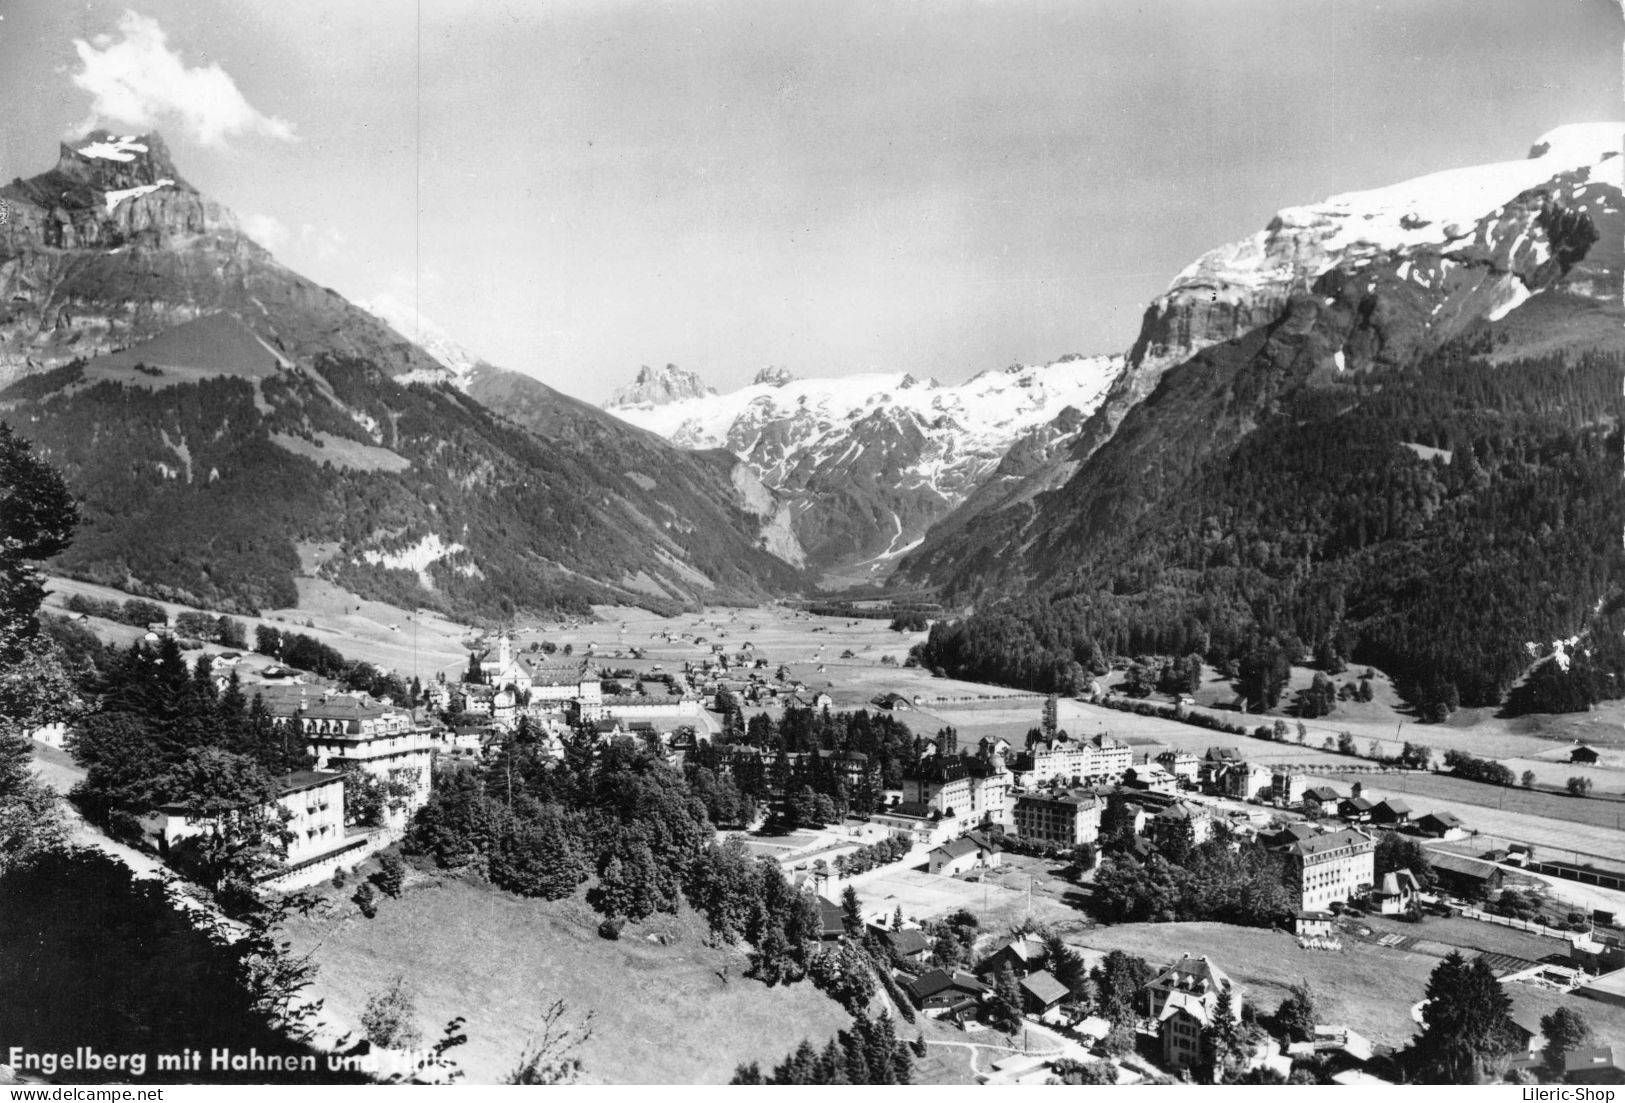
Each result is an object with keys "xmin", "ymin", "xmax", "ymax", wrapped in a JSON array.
[
  {"xmin": 282, "ymin": 872, "xmax": 850, "ymax": 1085},
  {"xmin": 848, "ymin": 863, "xmax": 1081, "ymax": 934},
  {"xmin": 42, "ymin": 573, "xmax": 471, "ymax": 685},
  {"xmin": 1306, "ymin": 772, "xmax": 1625, "ymax": 872}
]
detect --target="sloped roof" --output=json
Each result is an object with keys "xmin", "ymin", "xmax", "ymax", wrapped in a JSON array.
[
  {"xmin": 1428, "ymin": 851, "xmax": 1501, "ymax": 881},
  {"xmin": 879, "ymin": 928, "xmax": 931, "ymax": 956},
  {"xmin": 906, "ymin": 969, "xmax": 989, "ymax": 1001},
  {"xmin": 1379, "ymin": 870, "xmax": 1420, "ymax": 896},
  {"xmin": 1020, "ymin": 969, "xmax": 1070, "ymax": 1006},
  {"xmin": 1151, "ymin": 954, "xmax": 1235, "ymax": 999},
  {"xmin": 1566, "ymin": 1045, "xmax": 1624, "ymax": 1074},
  {"xmin": 1289, "ymin": 828, "xmax": 1373, "ymax": 858},
  {"xmin": 933, "ymin": 836, "xmax": 996, "ymax": 861}
]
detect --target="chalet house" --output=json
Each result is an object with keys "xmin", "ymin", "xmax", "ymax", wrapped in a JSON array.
[
  {"xmin": 1338, "ymin": 795, "xmax": 1376, "ymax": 823},
  {"xmin": 1146, "ymin": 955, "xmax": 1244, "ymax": 1071},
  {"xmin": 928, "ymin": 835, "xmax": 1002, "ymax": 877},
  {"xmin": 1428, "ymin": 851, "xmax": 1504, "ymax": 898},
  {"xmin": 1374, "ymin": 869, "xmax": 1421, "ymax": 915},
  {"xmin": 1413, "ymin": 811, "xmax": 1467, "ymax": 840},
  {"xmin": 1019, "ymin": 970, "xmax": 1070, "ymax": 1022},
  {"xmin": 872, "ymin": 927, "xmax": 933, "ymax": 963},
  {"xmin": 1369, "ymin": 798, "xmax": 1413, "ymax": 825},
  {"xmin": 905, "ymin": 969, "xmax": 990, "ymax": 1021},
  {"xmin": 981, "ymin": 934, "xmax": 1048, "ymax": 980},
  {"xmin": 1302, "ymin": 785, "xmax": 1342, "ymax": 816},
  {"xmin": 1571, "ymin": 744, "xmax": 1600, "ymax": 765},
  {"xmin": 875, "ymin": 692, "xmax": 912, "ymax": 711}
]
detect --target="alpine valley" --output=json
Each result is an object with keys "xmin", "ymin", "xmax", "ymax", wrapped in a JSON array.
[{"xmin": 4, "ymin": 123, "xmax": 1625, "ymax": 719}]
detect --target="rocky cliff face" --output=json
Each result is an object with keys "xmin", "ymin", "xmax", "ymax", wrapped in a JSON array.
[
  {"xmin": 0, "ymin": 131, "xmax": 452, "ymax": 389},
  {"xmin": 606, "ymin": 363, "xmax": 717, "ymax": 408},
  {"xmin": 1058, "ymin": 122, "xmax": 1625, "ymax": 468}
]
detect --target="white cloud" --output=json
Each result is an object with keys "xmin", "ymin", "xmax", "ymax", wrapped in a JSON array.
[
  {"xmin": 71, "ymin": 11, "xmax": 296, "ymax": 148},
  {"xmin": 241, "ymin": 212, "xmax": 289, "ymax": 252},
  {"xmin": 299, "ymin": 223, "xmax": 347, "ymax": 260}
]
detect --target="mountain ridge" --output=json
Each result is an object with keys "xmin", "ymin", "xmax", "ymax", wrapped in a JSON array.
[
  {"xmin": 600, "ymin": 352, "xmax": 1122, "ymax": 576},
  {"xmin": 0, "ymin": 131, "xmax": 805, "ymax": 616}
]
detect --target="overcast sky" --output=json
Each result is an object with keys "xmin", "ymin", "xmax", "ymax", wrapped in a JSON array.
[{"xmin": 1, "ymin": 0, "xmax": 1621, "ymax": 401}]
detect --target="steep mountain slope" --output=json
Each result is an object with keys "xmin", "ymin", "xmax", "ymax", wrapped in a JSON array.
[
  {"xmin": 603, "ymin": 354, "xmax": 1121, "ymax": 573},
  {"xmin": 0, "ymin": 131, "xmax": 804, "ymax": 615},
  {"xmin": 903, "ymin": 122, "xmax": 1625, "ymax": 595},
  {"xmin": 904, "ymin": 123, "xmax": 1625, "ymax": 714}
]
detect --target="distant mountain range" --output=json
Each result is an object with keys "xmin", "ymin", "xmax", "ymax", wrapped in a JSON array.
[
  {"xmin": 602, "ymin": 354, "xmax": 1121, "ymax": 575},
  {"xmin": 0, "ymin": 131, "xmax": 801, "ymax": 616}
]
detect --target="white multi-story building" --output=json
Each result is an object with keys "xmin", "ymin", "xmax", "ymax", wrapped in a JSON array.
[
  {"xmin": 1012, "ymin": 789, "xmax": 1101, "ymax": 847},
  {"xmin": 143, "ymin": 770, "xmax": 363, "ymax": 885},
  {"xmin": 901, "ymin": 752, "xmax": 1011, "ymax": 834},
  {"xmin": 1279, "ymin": 827, "xmax": 1375, "ymax": 912},
  {"xmin": 1016, "ymin": 732, "xmax": 1131, "ymax": 787},
  {"xmin": 293, "ymin": 695, "xmax": 436, "ymax": 827}
]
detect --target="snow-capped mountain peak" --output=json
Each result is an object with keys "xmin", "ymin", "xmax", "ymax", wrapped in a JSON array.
[{"xmin": 600, "ymin": 353, "xmax": 1123, "ymax": 572}]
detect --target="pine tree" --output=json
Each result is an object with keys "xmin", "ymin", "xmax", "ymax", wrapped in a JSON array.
[
  {"xmin": 991, "ymin": 963, "xmax": 1025, "ymax": 1033},
  {"xmin": 841, "ymin": 884, "xmax": 862, "ymax": 936},
  {"xmin": 1410, "ymin": 952, "xmax": 1515, "ymax": 1083}
]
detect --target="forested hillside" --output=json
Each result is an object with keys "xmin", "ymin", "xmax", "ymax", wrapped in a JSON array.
[
  {"xmin": 2, "ymin": 345, "xmax": 802, "ymax": 617},
  {"xmin": 913, "ymin": 322, "xmax": 1625, "ymax": 717}
]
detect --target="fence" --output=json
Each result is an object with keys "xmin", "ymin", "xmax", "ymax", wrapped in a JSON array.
[{"xmin": 1455, "ymin": 905, "xmax": 1578, "ymax": 942}]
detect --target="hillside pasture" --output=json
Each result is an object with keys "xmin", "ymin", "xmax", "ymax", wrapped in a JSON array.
[{"xmin": 284, "ymin": 874, "xmax": 850, "ymax": 1085}]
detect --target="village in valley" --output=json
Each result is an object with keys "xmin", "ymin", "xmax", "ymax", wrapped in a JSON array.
[{"xmin": 26, "ymin": 582, "xmax": 1625, "ymax": 1086}]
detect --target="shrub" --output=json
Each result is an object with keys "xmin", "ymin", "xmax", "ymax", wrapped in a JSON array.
[
  {"xmin": 353, "ymin": 883, "xmax": 378, "ymax": 918},
  {"xmin": 598, "ymin": 917, "xmax": 625, "ymax": 940}
]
